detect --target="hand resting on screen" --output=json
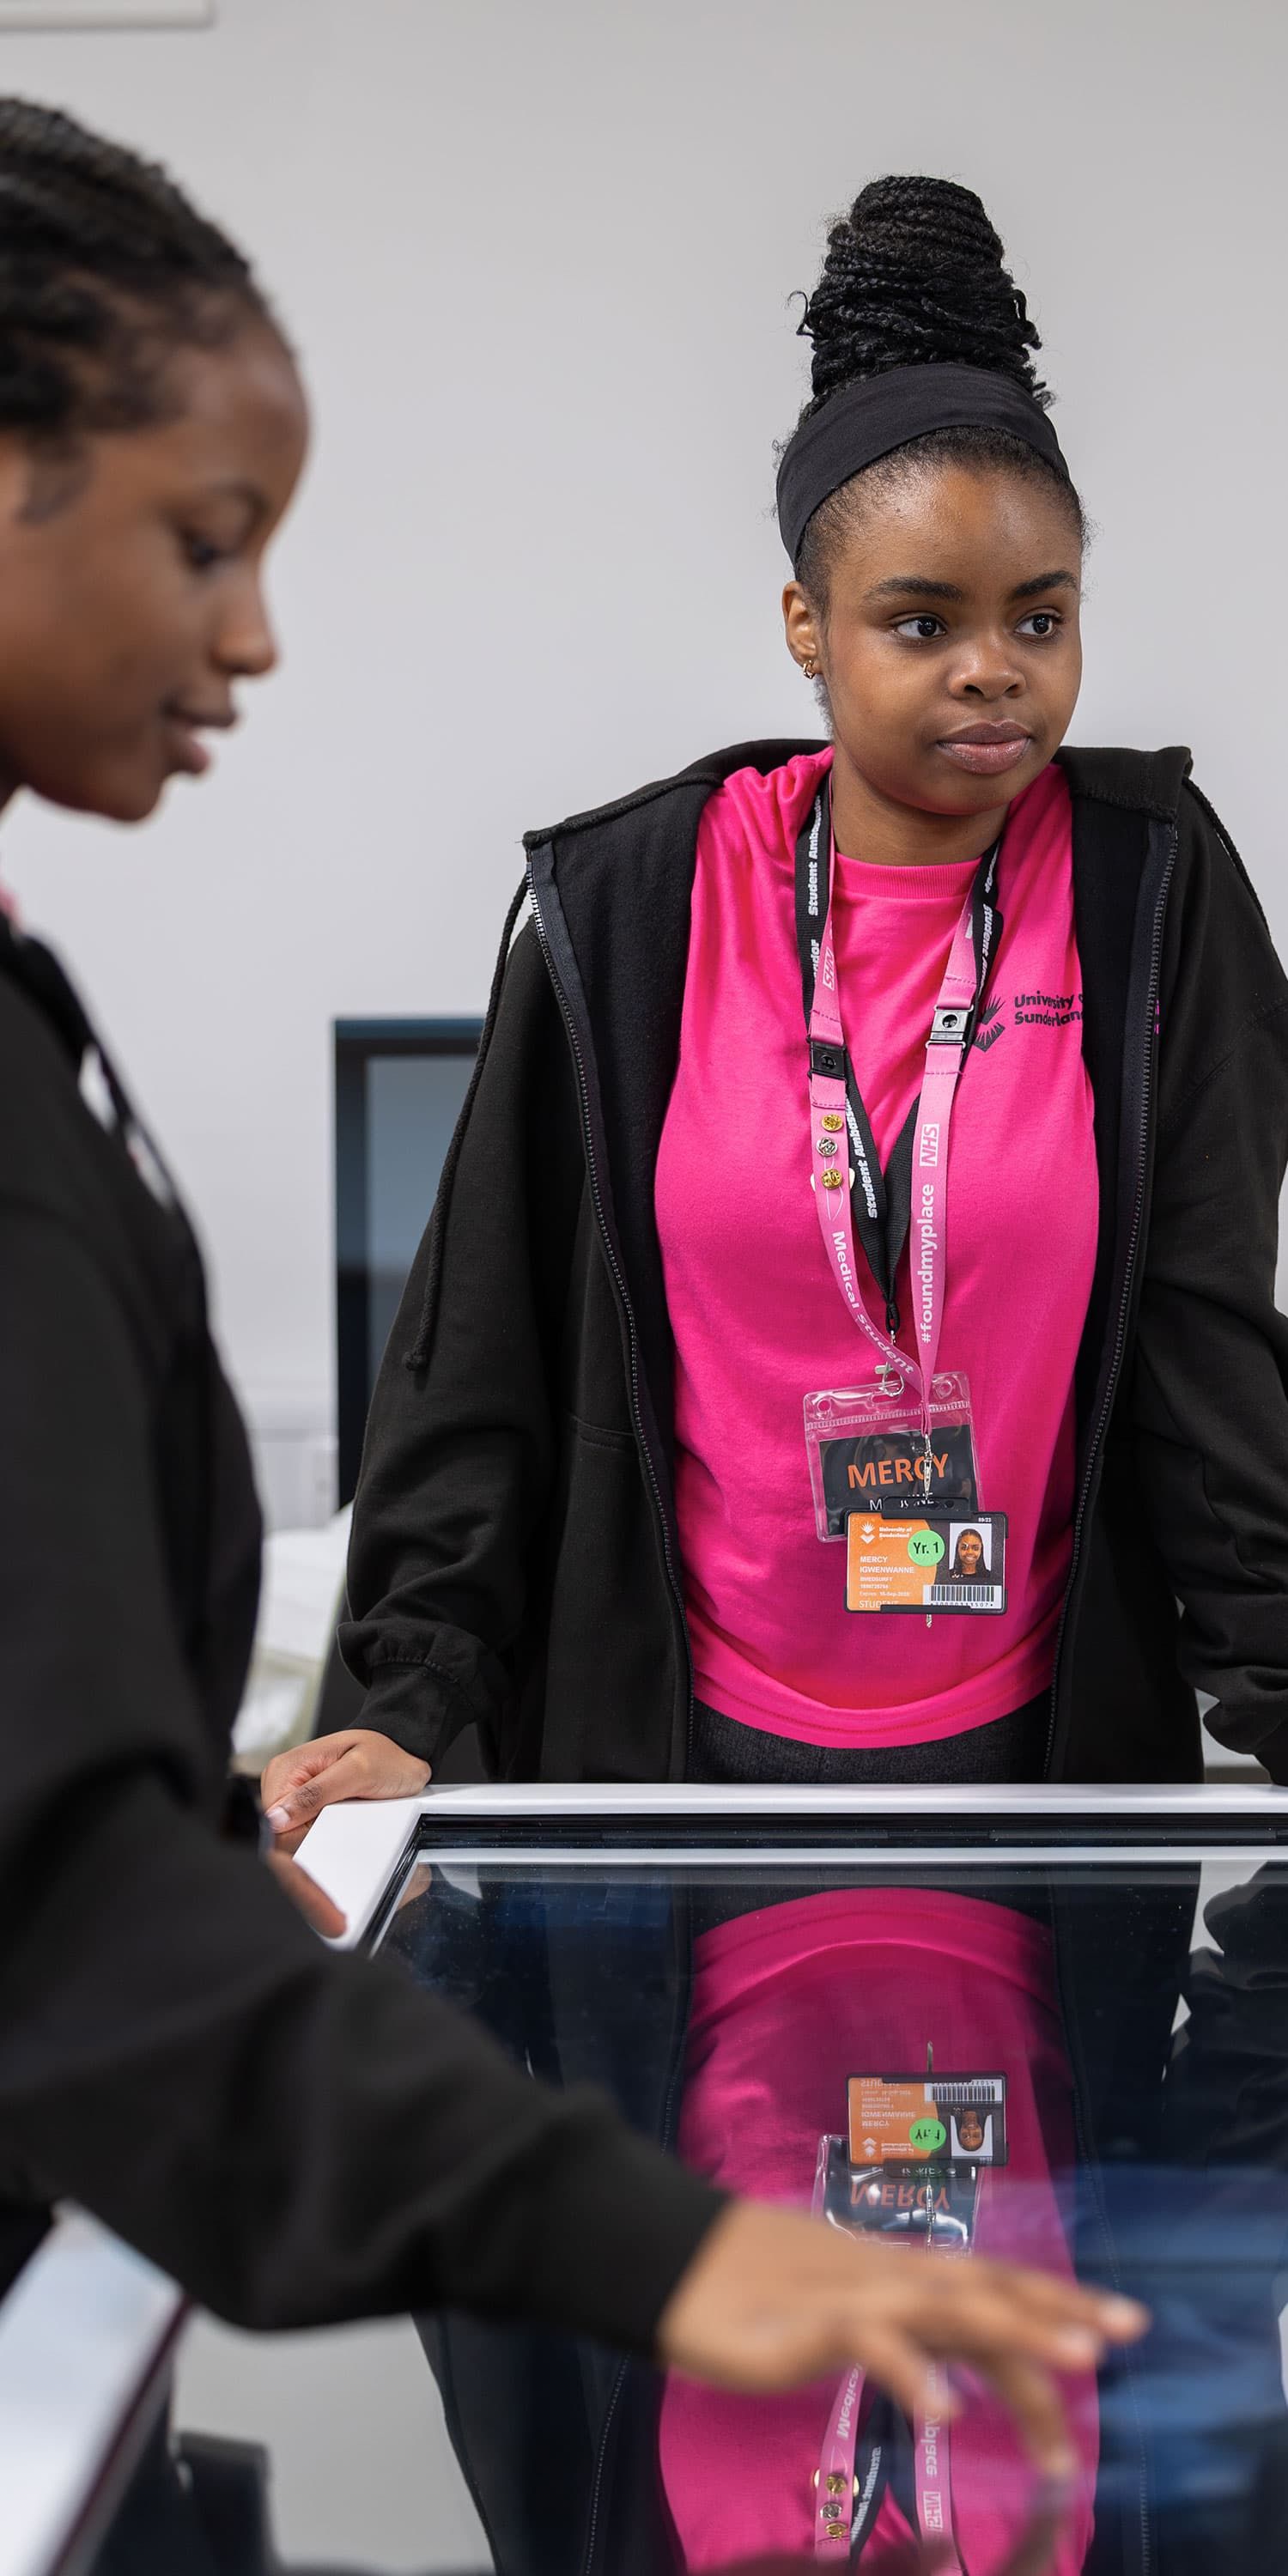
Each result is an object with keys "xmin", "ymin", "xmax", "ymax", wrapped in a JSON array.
[
  {"xmin": 261, "ymin": 1728, "xmax": 431, "ymax": 1855},
  {"xmin": 656, "ymin": 2200, "xmax": 1147, "ymax": 2482}
]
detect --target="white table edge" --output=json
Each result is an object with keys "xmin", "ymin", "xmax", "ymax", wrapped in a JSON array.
[{"xmin": 295, "ymin": 1782, "xmax": 1288, "ymax": 1952}]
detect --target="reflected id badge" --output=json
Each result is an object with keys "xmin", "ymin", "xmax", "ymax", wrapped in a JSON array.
[
  {"xmin": 846, "ymin": 1510, "xmax": 1007, "ymax": 1613},
  {"xmin": 847, "ymin": 2073, "xmax": 1008, "ymax": 2169},
  {"xmin": 813, "ymin": 2066, "xmax": 1007, "ymax": 2246}
]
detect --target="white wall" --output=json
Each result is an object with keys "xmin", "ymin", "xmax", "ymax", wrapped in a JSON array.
[{"xmin": 2, "ymin": 0, "xmax": 1285, "ymax": 1510}]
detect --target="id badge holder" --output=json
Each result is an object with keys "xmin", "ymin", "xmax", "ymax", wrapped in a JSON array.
[
  {"xmin": 812, "ymin": 2053, "xmax": 1008, "ymax": 2254},
  {"xmin": 805, "ymin": 1370, "xmax": 981, "ymax": 1540}
]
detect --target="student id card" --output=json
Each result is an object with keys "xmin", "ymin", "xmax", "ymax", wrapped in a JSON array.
[{"xmin": 845, "ymin": 1510, "xmax": 1007, "ymax": 1613}]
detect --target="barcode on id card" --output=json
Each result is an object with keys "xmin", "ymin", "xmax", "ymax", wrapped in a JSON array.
[
  {"xmin": 926, "ymin": 2080, "xmax": 1005, "ymax": 2105},
  {"xmin": 925, "ymin": 1583, "xmax": 1004, "ymax": 1607}
]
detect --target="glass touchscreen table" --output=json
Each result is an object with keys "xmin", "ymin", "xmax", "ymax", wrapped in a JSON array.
[{"xmin": 320, "ymin": 1787, "xmax": 1288, "ymax": 2576}]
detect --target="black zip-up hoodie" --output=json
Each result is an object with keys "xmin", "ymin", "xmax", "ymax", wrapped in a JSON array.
[
  {"xmin": 0, "ymin": 919, "xmax": 721, "ymax": 2337},
  {"xmin": 343, "ymin": 742, "xmax": 1288, "ymax": 1785}
]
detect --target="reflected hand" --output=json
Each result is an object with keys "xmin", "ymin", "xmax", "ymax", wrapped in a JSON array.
[
  {"xmin": 260, "ymin": 1729, "xmax": 431, "ymax": 1856},
  {"xmin": 265, "ymin": 1850, "xmax": 348, "ymax": 1940},
  {"xmin": 656, "ymin": 2200, "xmax": 1147, "ymax": 2480}
]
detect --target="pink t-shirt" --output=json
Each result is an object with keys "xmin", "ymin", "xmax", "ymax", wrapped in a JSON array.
[
  {"xmin": 654, "ymin": 753, "xmax": 1097, "ymax": 1746},
  {"xmin": 658, "ymin": 1887, "xmax": 1097, "ymax": 2573}
]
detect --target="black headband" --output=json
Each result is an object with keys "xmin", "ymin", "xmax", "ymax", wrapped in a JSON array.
[{"xmin": 776, "ymin": 362, "xmax": 1071, "ymax": 568}]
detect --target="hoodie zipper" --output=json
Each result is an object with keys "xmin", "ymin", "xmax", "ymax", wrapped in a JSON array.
[
  {"xmin": 526, "ymin": 854, "xmax": 696, "ymax": 1755},
  {"xmin": 580, "ymin": 2364, "xmax": 626, "ymax": 2576},
  {"xmin": 1044, "ymin": 827, "xmax": 1176, "ymax": 1778}
]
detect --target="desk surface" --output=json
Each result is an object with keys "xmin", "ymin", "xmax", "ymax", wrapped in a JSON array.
[
  {"xmin": 0, "ymin": 2216, "xmax": 181, "ymax": 2576},
  {"xmin": 313, "ymin": 1784, "xmax": 1288, "ymax": 2576},
  {"xmin": 6, "ymin": 1790, "xmax": 1285, "ymax": 2576}
]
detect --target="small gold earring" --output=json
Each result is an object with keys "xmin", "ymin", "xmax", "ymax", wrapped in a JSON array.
[{"xmin": 802, "ymin": 658, "xmax": 818, "ymax": 681}]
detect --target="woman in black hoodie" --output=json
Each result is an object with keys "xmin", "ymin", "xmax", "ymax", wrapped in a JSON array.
[
  {"xmin": 0, "ymin": 103, "xmax": 1132, "ymax": 2487},
  {"xmin": 267, "ymin": 175, "xmax": 1288, "ymax": 1818}
]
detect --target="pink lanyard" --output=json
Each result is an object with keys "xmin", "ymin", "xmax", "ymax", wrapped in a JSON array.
[
  {"xmin": 814, "ymin": 2360, "xmax": 964, "ymax": 2569},
  {"xmin": 913, "ymin": 2377, "xmax": 965, "ymax": 2573},
  {"xmin": 806, "ymin": 813, "xmax": 1000, "ymax": 1415},
  {"xmin": 815, "ymin": 2366, "xmax": 865, "ymax": 2555}
]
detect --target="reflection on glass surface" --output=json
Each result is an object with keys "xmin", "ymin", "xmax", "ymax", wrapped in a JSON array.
[
  {"xmin": 657, "ymin": 1883, "xmax": 1093, "ymax": 2572},
  {"xmin": 377, "ymin": 1847, "xmax": 1288, "ymax": 2576}
]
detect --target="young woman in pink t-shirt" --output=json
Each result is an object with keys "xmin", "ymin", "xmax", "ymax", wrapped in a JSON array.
[
  {"xmin": 262, "ymin": 170, "xmax": 1284, "ymax": 2576},
  {"xmin": 272, "ymin": 175, "xmax": 1288, "ymax": 1820}
]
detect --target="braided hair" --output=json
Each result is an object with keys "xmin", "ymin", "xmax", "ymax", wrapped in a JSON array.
[
  {"xmin": 0, "ymin": 97, "xmax": 276, "ymax": 442},
  {"xmin": 789, "ymin": 176, "xmax": 1084, "ymax": 605}
]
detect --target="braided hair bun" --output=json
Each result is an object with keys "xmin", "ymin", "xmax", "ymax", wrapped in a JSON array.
[
  {"xmin": 0, "ymin": 96, "xmax": 275, "ymax": 440},
  {"xmin": 798, "ymin": 175, "xmax": 1048, "ymax": 417},
  {"xmin": 788, "ymin": 176, "xmax": 1080, "ymax": 603}
]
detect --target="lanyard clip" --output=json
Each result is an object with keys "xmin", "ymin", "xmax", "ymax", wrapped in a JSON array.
[
  {"xmin": 928, "ymin": 1003, "xmax": 970, "ymax": 1047},
  {"xmin": 809, "ymin": 1036, "xmax": 848, "ymax": 1082}
]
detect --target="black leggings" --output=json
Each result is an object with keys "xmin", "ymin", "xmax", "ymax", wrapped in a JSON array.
[{"xmin": 690, "ymin": 1692, "xmax": 1049, "ymax": 1785}]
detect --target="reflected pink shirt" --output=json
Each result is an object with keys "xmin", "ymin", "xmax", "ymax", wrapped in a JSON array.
[
  {"xmin": 654, "ymin": 754, "xmax": 1097, "ymax": 1746},
  {"xmin": 658, "ymin": 1887, "xmax": 1097, "ymax": 2572}
]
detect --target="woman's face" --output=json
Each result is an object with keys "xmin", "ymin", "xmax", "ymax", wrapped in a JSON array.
[
  {"xmin": 0, "ymin": 320, "xmax": 307, "ymax": 823},
  {"xmin": 957, "ymin": 1531, "xmax": 984, "ymax": 1577},
  {"xmin": 783, "ymin": 464, "xmax": 1083, "ymax": 824}
]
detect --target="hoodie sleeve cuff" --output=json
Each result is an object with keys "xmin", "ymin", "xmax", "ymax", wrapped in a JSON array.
[
  {"xmin": 337, "ymin": 1649, "xmax": 471, "ymax": 1769},
  {"xmin": 514, "ymin": 2105, "xmax": 729, "ymax": 2355}
]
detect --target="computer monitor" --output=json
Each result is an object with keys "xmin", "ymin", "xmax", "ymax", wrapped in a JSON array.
[{"xmin": 334, "ymin": 1018, "xmax": 482, "ymax": 1504}]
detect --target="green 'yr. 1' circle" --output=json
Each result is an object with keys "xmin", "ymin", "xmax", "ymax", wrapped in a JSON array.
[
  {"xmin": 907, "ymin": 1528, "xmax": 945, "ymax": 1569},
  {"xmin": 908, "ymin": 2117, "xmax": 947, "ymax": 2154}
]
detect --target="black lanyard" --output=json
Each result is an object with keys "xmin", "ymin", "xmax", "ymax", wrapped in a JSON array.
[
  {"xmin": 793, "ymin": 774, "xmax": 1003, "ymax": 1339},
  {"xmin": 848, "ymin": 2391, "xmax": 896, "ymax": 2560}
]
